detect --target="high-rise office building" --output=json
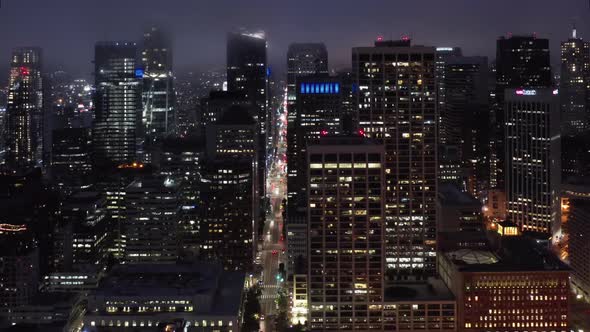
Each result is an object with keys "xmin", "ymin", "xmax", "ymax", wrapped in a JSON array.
[
  {"xmin": 158, "ymin": 137, "xmax": 204, "ymax": 255},
  {"xmin": 6, "ymin": 47, "xmax": 43, "ymax": 171},
  {"xmin": 505, "ymin": 88, "xmax": 560, "ymax": 234},
  {"xmin": 226, "ymin": 30, "xmax": 267, "ymax": 205},
  {"xmin": 435, "ymin": 47, "xmax": 462, "ymax": 126},
  {"xmin": 140, "ymin": 26, "xmax": 175, "ymax": 140},
  {"xmin": 441, "ymin": 56, "xmax": 489, "ymax": 196},
  {"xmin": 51, "ymin": 127, "xmax": 92, "ymax": 195},
  {"xmin": 286, "ymin": 77, "xmax": 342, "ymax": 275},
  {"xmin": 560, "ymin": 27, "xmax": 590, "ymax": 135},
  {"xmin": 200, "ymin": 105, "xmax": 258, "ymax": 271},
  {"xmin": 286, "ymin": 43, "xmax": 329, "ymax": 217},
  {"xmin": 493, "ymin": 35, "xmax": 552, "ymax": 190},
  {"xmin": 92, "ymin": 42, "xmax": 141, "ymax": 167},
  {"xmin": 288, "ymin": 78, "xmax": 341, "ymax": 212},
  {"xmin": 565, "ymin": 182, "xmax": 590, "ymax": 300},
  {"xmin": 353, "ymin": 39, "xmax": 437, "ymax": 278},
  {"xmin": 124, "ymin": 176, "xmax": 180, "ymax": 264},
  {"xmin": 307, "ymin": 134, "xmax": 385, "ymax": 330}
]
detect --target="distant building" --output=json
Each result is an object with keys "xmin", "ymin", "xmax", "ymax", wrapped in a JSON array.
[
  {"xmin": 92, "ymin": 42, "xmax": 141, "ymax": 167},
  {"xmin": 227, "ymin": 30, "xmax": 268, "ymax": 206},
  {"xmin": 441, "ymin": 56, "xmax": 489, "ymax": 196},
  {"xmin": 288, "ymin": 76, "xmax": 342, "ymax": 219},
  {"xmin": 437, "ymin": 183, "xmax": 483, "ymax": 233},
  {"xmin": 158, "ymin": 137, "xmax": 205, "ymax": 256},
  {"xmin": 307, "ymin": 134, "xmax": 385, "ymax": 330},
  {"xmin": 0, "ymin": 229, "xmax": 38, "ymax": 308},
  {"xmin": 200, "ymin": 105, "xmax": 258, "ymax": 271},
  {"xmin": 286, "ymin": 43, "xmax": 328, "ymax": 218},
  {"xmin": 141, "ymin": 26, "xmax": 175, "ymax": 139},
  {"xmin": 51, "ymin": 191, "xmax": 108, "ymax": 272},
  {"xmin": 124, "ymin": 176, "xmax": 180, "ymax": 264},
  {"xmin": 6, "ymin": 47, "xmax": 43, "ymax": 171},
  {"xmin": 435, "ymin": 47, "xmax": 462, "ymax": 122},
  {"xmin": 51, "ymin": 127, "xmax": 92, "ymax": 195},
  {"xmin": 438, "ymin": 236, "xmax": 570, "ymax": 331},
  {"xmin": 560, "ymin": 27, "xmax": 590, "ymax": 135},
  {"xmin": 493, "ymin": 35, "xmax": 552, "ymax": 191},
  {"xmin": 505, "ymin": 88, "xmax": 560, "ymax": 234},
  {"xmin": 83, "ymin": 263, "xmax": 245, "ymax": 331}
]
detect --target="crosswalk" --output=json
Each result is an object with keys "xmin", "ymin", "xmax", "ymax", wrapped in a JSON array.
[{"xmin": 260, "ymin": 293, "xmax": 279, "ymax": 300}]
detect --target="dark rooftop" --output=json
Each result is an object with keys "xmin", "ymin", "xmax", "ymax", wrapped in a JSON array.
[
  {"xmin": 218, "ymin": 105, "xmax": 256, "ymax": 125},
  {"xmin": 445, "ymin": 236, "xmax": 570, "ymax": 272},
  {"xmin": 439, "ymin": 183, "xmax": 481, "ymax": 207}
]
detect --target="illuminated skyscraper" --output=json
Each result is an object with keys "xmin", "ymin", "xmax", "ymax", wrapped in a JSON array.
[
  {"xmin": 227, "ymin": 30, "xmax": 267, "ymax": 204},
  {"xmin": 288, "ymin": 77, "xmax": 341, "ymax": 211},
  {"xmin": 307, "ymin": 134, "xmax": 385, "ymax": 330},
  {"xmin": 505, "ymin": 88, "xmax": 560, "ymax": 234},
  {"xmin": 353, "ymin": 39, "xmax": 437, "ymax": 278},
  {"xmin": 441, "ymin": 56, "xmax": 489, "ymax": 195},
  {"xmin": 6, "ymin": 47, "xmax": 43, "ymax": 171},
  {"xmin": 435, "ymin": 46, "xmax": 462, "ymax": 127},
  {"xmin": 493, "ymin": 35, "xmax": 552, "ymax": 191},
  {"xmin": 140, "ymin": 26, "xmax": 175, "ymax": 140},
  {"xmin": 286, "ymin": 43, "xmax": 329, "ymax": 217},
  {"xmin": 560, "ymin": 27, "xmax": 590, "ymax": 135},
  {"xmin": 92, "ymin": 42, "xmax": 141, "ymax": 167},
  {"xmin": 200, "ymin": 105, "xmax": 258, "ymax": 271}
]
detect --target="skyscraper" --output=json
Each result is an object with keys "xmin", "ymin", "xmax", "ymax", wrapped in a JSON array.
[
  {"xmin": 307, "ymin": 134, "xmax": 385, "ymax": 330},
  {"xmin": 435, "ymin": 46, "xmax": 462, "ymax": 127},
  {"xmin": 226, "ymin": 30, "xmax": 267, "ymax": 206},
  {"xmin": 505, "ymin": 88, "xmax": 560, "ymax": 234},
  {"xmin": 286, "ymin": 43, "xmax": 329, "ymax": 217},
  {"xmin": 124, "ymin": 176, "xmax": 180, "ymax": 264},
  {"xmin": 200, "ymin": 105, "xmax": 258, "ymax": 271},
  {"xmin": 560, "ymin": 27, "xmax": 590, "ymax": 135},
  {"xmin": 441, "ymin": 56, "xmax": 489, "ymax": 195},
  {"xmin": 140, "ymin": 26, "xmax": 175, "ymax": 140},
  {"xmin": 353, "ymin": 39, "xmax": 437, "ymax": 278},
  {"xmin": 6, "ymin": 47, "xmax": 43, "ymax": 171},
  {"xmin": 288, "ymin": 78, "xmax": 341, "ymax": 210},
  {"xmin": 493, "ymin": 35, "xmax": 552, "ymax": 190},
  {"xmin": 92, "ymin": 42, "xmax": 141, "ymax": 167}
]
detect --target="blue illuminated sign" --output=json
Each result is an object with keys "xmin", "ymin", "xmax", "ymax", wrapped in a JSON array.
[
  {"xmin": 135, "ymin": 68, "xmax": 144, "ymax": 78},
  {"xmin": 299, "ymin": 82, "xmax": 341, "ymax": 95}
]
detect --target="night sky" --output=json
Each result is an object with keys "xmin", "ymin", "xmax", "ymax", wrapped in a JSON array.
[{"xmin": 1, "ymin": 0, "xmax": 589, "ymax": 80}]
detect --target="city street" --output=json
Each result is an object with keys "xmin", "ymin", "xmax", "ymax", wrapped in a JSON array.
[{"xmin": 259, "ymin": 90, "xmax": 288, "ymax": 332}]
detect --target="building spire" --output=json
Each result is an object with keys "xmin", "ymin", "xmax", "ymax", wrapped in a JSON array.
[{"xmin": 572, "ymin": 22, "xmax": 577, "ymax": 39}]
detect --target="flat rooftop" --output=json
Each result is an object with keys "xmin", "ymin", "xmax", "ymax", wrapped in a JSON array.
[
  {"xmin": 445, "ymin": 236, "xmax": 570, "ymax": 272},
  {"xmin": 385, "ymin": 278, "xmax": 454, "ymax": 302},
  {"xmin": 94, "ymin": 263, "xmax": 244, "ymax": 316},
  {"xmin": 439, "ymin": 183, "xmax": 481, "ymax": 207}
]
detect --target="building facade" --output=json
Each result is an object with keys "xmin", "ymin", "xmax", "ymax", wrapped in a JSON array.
[
  {"xmin": 353, "ymin": 39, "xmax": 437, "ymax": 278},
  {"xmin": 93, "ymin": 42, "xmax": 141, "ymax": 166},
  {"xmin": 493, "ymin": 35, "xmax": 552, "ymax": 191},
  {"xmin": 560, "ymin": 28, "xmax": 590, "ymax": 135},
  {"xmin": 6, "ymin": 47, "xmax": 43, "ymax": 171},
  {"xmin": 505, "ymin": 88, "xmax": 560, "ymax": 234},
  {"xmin": 140, "ymin": 26, "xmax": 175, "ymax": 140},
  {"xmin": 307, "ymin": 135, "xmax": 385, "ymax": 330}
]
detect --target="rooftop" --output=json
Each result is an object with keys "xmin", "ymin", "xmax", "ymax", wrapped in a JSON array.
[
  {"xmin": 439, "ymin": 183, "xmax": 481, "ymax": 207},
  {"xmin": 384, "ymin": 278, "xmax": 454, "ymax": 302},
  {"xmin": 93, "ymin": 263, "xmax": 245, "ymax": 315},
  {"xmin": 444, "ymin": 236, "xmax": 570, "ymax": 272}
]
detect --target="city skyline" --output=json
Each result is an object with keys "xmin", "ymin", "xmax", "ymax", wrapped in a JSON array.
[{"xmin": 0, "ymin": 0, "xmax": 589, "ymax": 80}]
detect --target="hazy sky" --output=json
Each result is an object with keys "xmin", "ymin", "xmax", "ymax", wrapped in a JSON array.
[{"xmin": 0, "ymin": 0, "xmax": 589, "ymax": 80}]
